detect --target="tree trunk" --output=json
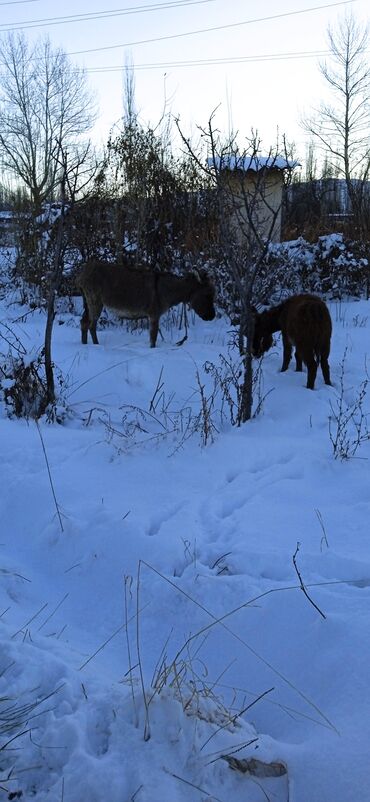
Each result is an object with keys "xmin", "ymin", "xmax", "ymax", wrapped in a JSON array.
[
  {"xmin": 239, "ymin": 349, "xmax": 254, "ymax": 424},
  {"xmin": 44, "ymin": 174, "xmax": 66, "ymax": 407},
  {"xmin": 238, "ymin": 306, "xmax": 255, "ymax": 424}
]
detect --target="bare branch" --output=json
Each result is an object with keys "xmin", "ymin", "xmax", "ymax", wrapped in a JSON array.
[{"xmin": 0, "ymin": 32, "xmax": 96, "ymax": 207}]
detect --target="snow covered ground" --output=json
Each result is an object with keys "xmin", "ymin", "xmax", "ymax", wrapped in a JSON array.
[{"xmin": 1, "ymin": 257, "xmax": 370, "ymax": 801}]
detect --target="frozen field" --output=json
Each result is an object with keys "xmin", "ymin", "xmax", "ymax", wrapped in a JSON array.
[{"xmin": 1, "ymin": 272, "xmax": 370, "ymax": 801}]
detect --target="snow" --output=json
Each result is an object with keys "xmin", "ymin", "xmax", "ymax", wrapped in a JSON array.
[
  {"xmin": 208, "ymin": 155, "xmax": 299, "ymax": 172},
  {"xmin": 1, "ymin": 258, "xmax": 370, "ymax": 800}
]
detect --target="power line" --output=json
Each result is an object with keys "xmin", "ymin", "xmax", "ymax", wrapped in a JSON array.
[
  {"xmin": 67, "ymin": 0, "xmax": 358, "ymax": 57},
  {"xmin": 86, "ymin": 39, "xmax": 369, "ymax": 74},
  {"xmin": 0, "ymin": 0, "xmax": 39, "ymax": 5},
  {"xmin": 86, "ymin": 48, "xmax": 331, "ymax": 73},
  {"xmin": 0, "ymin": 0, "xmax": 215, "ymax": 30}
]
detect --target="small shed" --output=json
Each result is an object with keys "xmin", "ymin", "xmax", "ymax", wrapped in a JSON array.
[{"xmin": 208, "ymin": 155, "xmax": 299, "ymax": 245}]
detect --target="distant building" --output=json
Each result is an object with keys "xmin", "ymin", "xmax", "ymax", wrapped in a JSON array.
[{"xmin": 208, "ymin": 155, "xmax": 299, "ymax": 244}]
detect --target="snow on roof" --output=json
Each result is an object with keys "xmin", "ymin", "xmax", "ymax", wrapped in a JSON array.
[{"xmin": 208, "ymin": 155, "xmax": 299, "ymax": 172}]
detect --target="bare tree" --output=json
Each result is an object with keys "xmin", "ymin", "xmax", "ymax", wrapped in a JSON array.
[
  {"xmin": 176, "ymin": 113, "xmax": 296, "ymax": 422},
  {"xmin": 303, "ymin": 13, "xmax": 370, "ymax": 235},
  {"xmin": 43, "ymin": 141, "xmax": 98, "ymax": 408},
  {"xmin": 0, "ymin": 33, "xmax": 96, "ymax": 210}
]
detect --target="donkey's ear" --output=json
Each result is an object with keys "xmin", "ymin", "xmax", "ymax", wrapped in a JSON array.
[{"xmin": 191, "ymin": 268, "xmax": 202, "ymax": 283}]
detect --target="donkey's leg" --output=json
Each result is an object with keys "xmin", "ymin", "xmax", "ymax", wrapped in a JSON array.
[
  {"xmin": 149, "ymin": 316, "xmax": 159, "ymax": 348},
  {"xmin": 320, "ymin": 347, "xmax": 332, "ymax": 385},
  {"xmin": 89, "ymin": 302, "xmax": 103, "ymax": 345},
  {"xmin": 83, "ymin": 293, "xmax": 102, "ymax": 345},
  {"xmin": 295, "ymin": 350, "xmax": 303, "ymax": 372},
  {"xmin": 90, "ymin": 322, "xmax": 99, "ymax": 345},
  {"xmin": 81, "ymin": 296, "xmax": 90, "ymax": 344},
  {"xmin": 305, "ymin": 357, "xmax": 318, "ymax": 390},
  {"xmin": 281, "ymin": 334, "xmax": 293, "ymax": 372}
]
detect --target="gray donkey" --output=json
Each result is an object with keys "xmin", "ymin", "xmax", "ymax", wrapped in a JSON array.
[{"xmin": 79, "ymin": 260, "xmax": 216, "ymax": 347}]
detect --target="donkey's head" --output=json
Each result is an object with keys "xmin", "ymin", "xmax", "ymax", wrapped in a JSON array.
[
  {"xmin": 251, "ymin": 309, "xmax": 274, "ymax": 357},
  {"xmin": 188, "ymin": 271, "xmax": 216, "ymax": 321}
]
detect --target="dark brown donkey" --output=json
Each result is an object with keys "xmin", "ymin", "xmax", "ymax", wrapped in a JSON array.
[
  {"xmin": 78, "ymin": 260, "xmax": 216, "ymax": 347},
  {"xmin": 252, "ymin": 294, "xmax": 332, "ymax": 390}
]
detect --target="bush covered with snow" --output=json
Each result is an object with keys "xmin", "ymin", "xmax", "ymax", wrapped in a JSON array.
[
  {"xmin": 264, "ymin": 233, "xmax": 369, "ymax": 302},
  {"xmin": 210, "ymin": 233, "xmax": 369, "ymax": 322}
]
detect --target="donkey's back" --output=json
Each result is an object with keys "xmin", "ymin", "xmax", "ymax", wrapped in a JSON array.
[{"xmin": 281, "ymin": 294, "xmax": 332, "ymax": 358}]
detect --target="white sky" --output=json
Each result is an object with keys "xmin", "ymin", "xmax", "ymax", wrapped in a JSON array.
[{"xmin": 1, "ymin": 0, "xmax": 369, "ymax": 161}]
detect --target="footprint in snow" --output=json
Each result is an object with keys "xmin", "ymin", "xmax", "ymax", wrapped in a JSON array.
[{"xmin": 146, "ymin": 501, "xmax": 185, "ymax": 537}]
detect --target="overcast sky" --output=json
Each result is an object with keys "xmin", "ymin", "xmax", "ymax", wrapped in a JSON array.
[{"xmin": 1, "ymin": 0, "xmax": 369, "ymax": 160}]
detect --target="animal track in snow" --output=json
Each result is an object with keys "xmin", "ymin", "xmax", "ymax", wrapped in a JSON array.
[
  {"xmin": 146, "ymin": 501, "xmax": 185, "ymax": 536},
  {"xmin": 225, "ymin": 468, "xmax": 240, "ymax": 483},
  {"xmin": 217, "ymin": 492, "xmax": 250, "ymax": 519},
  {"xmin": 85, "ymin": 706, "xmax": 113, "ymax": 757}
]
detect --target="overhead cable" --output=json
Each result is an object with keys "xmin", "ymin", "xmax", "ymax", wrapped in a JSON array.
[
  {"xmin": 0, "ymin": 0, "xmax": 215, "ymax": 30},
  {"xmin": 67, "ymin": 0, "xmax": 358, "ymax": 56},
  {"xmin": 86, "ymin": 49, "xmax": 332, "ymax": 73}
]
